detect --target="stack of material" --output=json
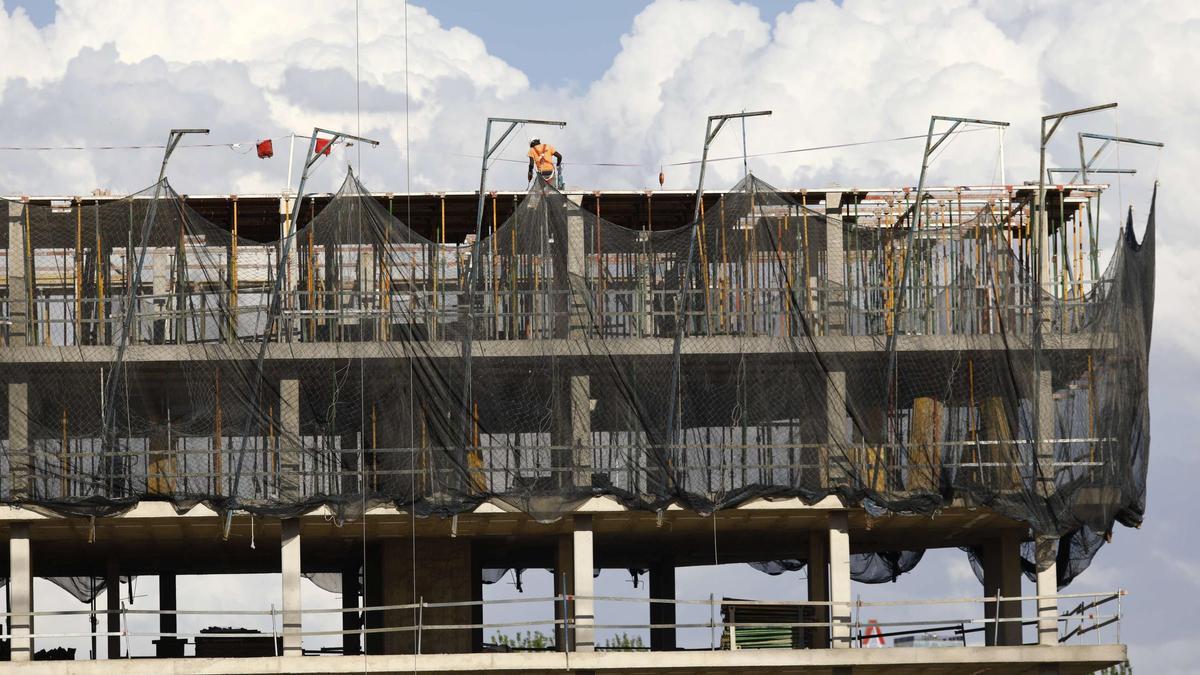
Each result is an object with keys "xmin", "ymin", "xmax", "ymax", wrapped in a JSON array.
[{"xmin": 720, "ymin": 599, "xmax": 815, "ymax": 650}]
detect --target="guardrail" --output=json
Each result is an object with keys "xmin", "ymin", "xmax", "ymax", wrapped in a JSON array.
[{"xmin": 0, "ymin": 590, "xmax": 1123, "ymax": 656}]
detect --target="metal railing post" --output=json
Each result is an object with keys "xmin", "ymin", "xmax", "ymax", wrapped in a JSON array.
[
  {"xmin": 708, "ymin": 593, "xmax": 717, "ymax": 650},
  {"xmin": 269, "ymin": 603, "xmax": 279, "ymax": 656},
  {"xmin": 417, "ymin": 596, "xmax": 424, "ymax": 655}
]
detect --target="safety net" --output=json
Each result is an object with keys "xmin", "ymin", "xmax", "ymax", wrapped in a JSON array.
[{"xmin": 0, "ymin": 169, "xmax": 1154, "ymax": 587}]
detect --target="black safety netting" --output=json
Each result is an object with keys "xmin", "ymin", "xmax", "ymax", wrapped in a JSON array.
[{"xmin": 1, "ymin": 170, "xmax": 1153, "ymax": 589}]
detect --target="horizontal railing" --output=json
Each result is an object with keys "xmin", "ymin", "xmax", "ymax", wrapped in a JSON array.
[
  {"xmin": 0, "ymin": 590, "xmax": 1124, "ymax": 655},
  {"xmin": 5, "ymin": 435, "xmax": 1119, "ymax": 503},
  {"xmin": 1, "ymin": 275, "xmax": 1112, "ymax": 348}
]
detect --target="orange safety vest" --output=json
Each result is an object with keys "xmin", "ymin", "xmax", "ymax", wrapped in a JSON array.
[{"xmin": 528, "ymin": 143, "xmax": 557, "ymax": 173}]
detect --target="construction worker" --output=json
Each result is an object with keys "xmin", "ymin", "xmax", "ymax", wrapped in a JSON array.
[{"xmin": 527, "ymin": 138, "xmax": 562, "ymax": 186}]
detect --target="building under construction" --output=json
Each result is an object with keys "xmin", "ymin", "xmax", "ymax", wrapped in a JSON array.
[{"xmin": 0, "ymin": 120, "xmax": 1153, "ymax": 673}]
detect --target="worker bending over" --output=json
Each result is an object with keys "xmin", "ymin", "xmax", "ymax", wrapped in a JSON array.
[{"xmin": 527, "ymin": 138, "xmax": 563, "ymax": 186}]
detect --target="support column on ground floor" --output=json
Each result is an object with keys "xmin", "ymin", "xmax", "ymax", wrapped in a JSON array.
[
  {"xmin": 281, "ymin": 518, "xmax": 303, "ymax": 656},
  {"xmin": 555, "ymin": 530, "xmax": 573, "ymax": 652},
  {"xmin": 828, "ymin": 511, "xmax": 851, "ymax": 648},
  {"xmin": 573, "ymin": 515, "xmax": 595, "ymax": 653},
  {"xmin": 157, "ymin": 573, "xmax": 184, "ymax": 657},
  {"xmin": 343, "ymin": 558, "xmax": 361, "ymax": 656},
  {"xmin": 471, "ymin": 543, "xmax": 484, "ymax": 653},
  {"xmin": 106, "ymin": 556, "xmax": 120, "ymax": 658},
  {"xmin": 649, "ymin": 561, "xmax": 676, "ymax": 651},
  {"xmin": 363, "ymin": 542, "xmax": 384, "ymax": 655},
  {"xmin": 982, "ymin": 530, "xmax": 1024, "ymax": 646},
  {"xmin": 8, "ymin": 523, "xmax": 32, "ymax": 662},
  {"xmin": 807, "ymin": 529, "xmax": 830, "ymax": 649},
  {"xmin": 1036, "ymin": 537, "xmax": 1059, "ymax": 647},
  {"xmin": 374, "ymin": 537, "xmax": 475, "ymax": 654}
]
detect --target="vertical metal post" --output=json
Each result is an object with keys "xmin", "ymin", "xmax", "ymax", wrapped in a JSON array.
[{"xmin": 465, "ymin": 117, "xmax": 565, "ymax": 454}]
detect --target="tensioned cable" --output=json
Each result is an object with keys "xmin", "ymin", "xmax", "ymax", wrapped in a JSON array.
[
  {"xmin": 0, "ymin": 137, "xmax": 295, "ymax": 152},
  {"xmin": 452, "ymin": 127, "xmax": 996, "ymax": 169},
  {"xmin": 403, "ymin": 2, "xmax": 417, "ymax": 672},
  {"xmin": 355, "ymin": 3, "xmax": 370, "ymax": 669}
]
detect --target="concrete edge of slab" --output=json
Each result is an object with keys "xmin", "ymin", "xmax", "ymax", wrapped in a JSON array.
[{"xmin": 3, "ymin": 644, "xmax": 1126, "ymax": 674}]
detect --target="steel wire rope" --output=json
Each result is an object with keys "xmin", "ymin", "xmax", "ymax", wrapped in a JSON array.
[
  {"xmin": 402, "ymin": 3, "xmax": 418, "ymax": 670},
  {"xmin": 353, "ymin": 1, "xmax": 370, "ymax": 668}
]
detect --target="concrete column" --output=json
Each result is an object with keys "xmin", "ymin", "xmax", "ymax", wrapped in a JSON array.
[
  {"xmin": 572, "ymin": 515, "xmax": 595, "ymax": 653},
  {"xmin": 554, "ymin": 532, "xmax": 573, "ymax": 651},
  {"xmin": 281, "ymin": 518, "xmax": 303, "ymax": 656},
  {"xmin": 648, "ymin": 562, "xmax": 676, "ymax": 651},
  {"xmin": 807, "ymin": 530, "xmax": 830, "ymax": 649},
  {"xmin": 824, "ymin": 369, "xmax": 848, "ymax": 487},
  {"xmin": 8, "ymin": 523, "xmax": 33, "ymax": 661},
  {"xmin": 376, "ymin": 537, "xmax": 474, "ymax": 654},
  {"xmin": 565, "ymin": 194, "xmax": 587, "ymax": 339},
  {"xmin": 106, "ymin": 556, "xmax": 120, "ymax": 658},
  {"xmin": 7, "ymin": 201, "xmax": 27, "ymax": 346},
  {"xmin": 828, "ymin": 512, "xmax": 852, "ymax": 648},
  {"xmin": 470, "ymin": 543, "xmax": 484, "ymax": 653},
  {"xmin": 1035, "ymin": 370, "xmax": 1056, "ymax": 498},
  {"xmin": 279, "ymin": 379, "xmax": 300, "ymax": 501},
  {"xmin": 363, "ymin": 543, "xmax": 384, "ymax": 655},
  {"xmin": 552, "ymin": 374, "xmax": 593, "ymax": 491},
  {"xmin": 1036, "ymin": 537, "xmax": 1058, "ymax": 646},
  {"xmin": 8, "ymin": 381, "xmax": 30, "ymax": 499},
  {"xmin": 982, "ymin": 531, "xmax": 1023, "ymax": 646},
  {"xmin": 342, "ymin": 560, "xmax": 361, "ymax": 656},
  {"xmin": 280, "ymin": 196, "xmax": 298, "ymax": 341},
  {"xmin": 157, "ymin": 573, "xmax": 182, "ymax": 657},
  {"xmin": 571, "ymin": 375, "xmax": 593, "ymax": 488},
  {"xmin": 823, "ymin": 192, "xmax": 845, "ymax": 334}
]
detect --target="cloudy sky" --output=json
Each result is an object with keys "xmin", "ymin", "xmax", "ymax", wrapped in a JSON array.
[{"xmin": 2, "ymin": 0, "xmax": 1197, "ymax": 670}]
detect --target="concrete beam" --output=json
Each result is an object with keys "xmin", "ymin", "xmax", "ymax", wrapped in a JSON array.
[
  {"xmin": 982, "ymin": 530, "xmax": 1023, "ymax": 646},
  {"xmin": 828, "ymin": 512, "xmax": 852, "ymax": 648},
  {"xmin": 282, "ymin": 518, "xmax": 303, "ymax": 656},
  {"xmin": 8, "ymin": 523, "xmax": 33, "ymax": 661},
  {"xmin": 0, "ymin": 333, "xmax": 1104, "ymax": 364}
]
